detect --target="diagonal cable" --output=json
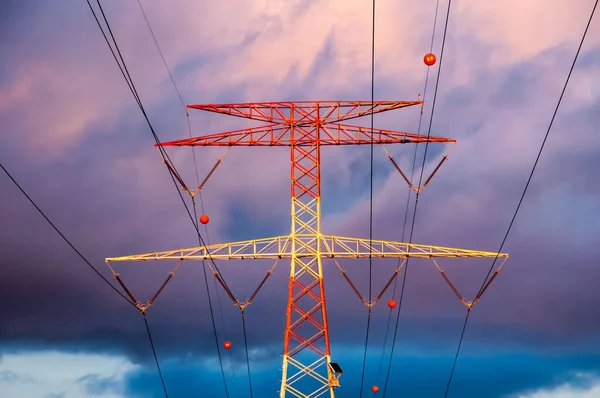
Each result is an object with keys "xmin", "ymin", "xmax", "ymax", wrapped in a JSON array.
[
  {"xmin": 135, "ymin": 0, "xmax": 238, "ymax": 387},
  {"xmin": 383, "ymin": 0, "xmax": 453, "ymax": 395},
  {"xmin": 0, "ymin": 162, "xmax": 136, "ymax": 309},
  {"xmin": 443, "ymin": 2, "xmax": 598, "ymax": 396},
  {"xmin": 375, "ymin": 0, "xmax": 441, "ymax": 390},
  {"xmin": 86, "ymin": 1, "xmax": 235, "ymax": 395},
  {"xmin": 359, "ymin": 0, "xmax": 377, "ymax": 395},
  {"xmin": 143, "ymin": 314, "xmax": 170, "ymax": 398},
  {"xmin": 135, "ymin": 0, "xmax": 185, "ymax": 108}
]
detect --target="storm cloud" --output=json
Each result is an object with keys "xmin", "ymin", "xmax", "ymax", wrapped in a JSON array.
[{"xmin": 1, "ymin": 0, "xmax": 600, "ymax": 397}]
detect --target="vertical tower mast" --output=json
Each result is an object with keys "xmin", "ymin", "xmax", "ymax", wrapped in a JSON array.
[{"xmin": 283, "ymin": 103, "xmax": 332, "ymax": 396}]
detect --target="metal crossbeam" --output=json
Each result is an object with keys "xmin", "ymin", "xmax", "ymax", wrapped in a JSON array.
[
  {"xmin": 185, "ymin": 101, "xmax": 422, "ymax": 124},
  {"xmin": 158, "ymin": 124, "xmax": 455, "ymax": 147}
]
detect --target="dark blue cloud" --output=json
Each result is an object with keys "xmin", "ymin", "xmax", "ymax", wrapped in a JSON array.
[{"xmin": 118, "ymin": 348, "xmax": 600, "ymax": 397}]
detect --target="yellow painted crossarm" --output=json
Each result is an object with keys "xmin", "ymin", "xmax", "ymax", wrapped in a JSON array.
[
  {"xmin": 106, "ymin": 235, "xmax": 293, "ymax": 262},
  {"xmin": 320, "ymin": 235, "xmax": 508, "ymax": 259},
  {"xmin": 106, "ymin": 234, "xmax": 507, "ymax": 262}
]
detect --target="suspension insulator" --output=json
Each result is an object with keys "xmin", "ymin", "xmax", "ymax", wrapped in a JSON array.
[
  {"xmin": 424, "ymin": 52, "xmax": 436, "ymax": 66},
  {"xmin": 224, "ymin": 341, "xmax": 232, "ymax": 349},
  {"xmin": 372, "ymin": 385, "xmax": 380, "ymax": 393},
  {"xmin": 200, "ymin": 214, "xmax": 210, "ymax": 225},
  {"xmin": 388, "ymin": 299, "xmax": 397, "ymax": 309}
]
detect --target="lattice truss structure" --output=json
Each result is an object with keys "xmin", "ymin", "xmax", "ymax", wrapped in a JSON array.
[{"xmin": 106, "ymin": 101, "xmax": 508, "ymax": 398}]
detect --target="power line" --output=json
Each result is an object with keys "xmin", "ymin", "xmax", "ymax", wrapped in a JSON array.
[
  {"xmin": 375, "ymin": 0, "xmax": 442, "ymax": 390},
  {"xmin": 359, "ymin": 0, "xmax": 377, "ymax": 395},
  {"xmin": 241, "ymin": 311, "xmax": 254, "ymax": 398},
  {"xmin": 190, "ymin": 203, "xmax": 230, "ymax": 397},
  {"xmin": 85, "ymin": 1, "xmax": 236, "ymax": 396},
  {"xmin": 135, "ymin": 0, "xmax": 185, "ymax": 108},
  {"xmin": 143, "ymin": 314, "xmax": 170, "ymax": 398},
  {"xmin": 443, "ymin": 1, "xmax": 598, "ymax": 396},
  {"xmin": 0, "ymin": 162, "xmax": 136, "ymax": 309},
  {"xmin": 200, "ymin": 257, "xmax": 231, "ymax": 398},
  {"xmin": 85, "ymin": 3, "xmax": 173, "ymax": 397},
  {"xmin": 382, "ymin": 0, "xmax": 454, "ymax": 395},
  {"xmin": 134, "ymin": 0, "xmax": 239, "ymax": 390},
  {"xmin": 87, "ymin": 0, "xmax": 199, "ymax": 255}
]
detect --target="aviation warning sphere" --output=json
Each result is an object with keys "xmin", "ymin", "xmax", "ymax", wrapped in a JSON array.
[
  {"xmin": 200, "ymin": 214, "xmax": 210, "ymax": 224},
  {"xmin": 388, "ymin": 299, "xmax": 397, "ymax": 309},
  {"xmin": 424, "ymin": 52, "xmax": 436, "ymax": 66},
  {"xmin": 372, "ymin": 385, "xmax": 380, "ymax": 393},
  {"xmin": 224, "ymin": 341, "xmax": 232, "ymax": 350}
]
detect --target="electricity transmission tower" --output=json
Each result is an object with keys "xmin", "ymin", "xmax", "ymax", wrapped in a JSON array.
[{"xmin": 106, "ymin": 100, "xmax": 508, "ymax": 397}]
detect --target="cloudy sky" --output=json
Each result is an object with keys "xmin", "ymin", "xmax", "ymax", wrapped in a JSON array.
[{"xmin": 1, "ymin": 0, "xmax": 600, "ymax": 397}]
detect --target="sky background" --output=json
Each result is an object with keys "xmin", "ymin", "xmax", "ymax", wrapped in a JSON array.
[{"xmin": 1, "ymin": 0, "xmax": 600, "ymax": 397}]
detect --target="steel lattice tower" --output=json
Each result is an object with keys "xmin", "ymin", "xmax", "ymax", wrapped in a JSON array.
[{"xmin": 106, "ymin": 100, "xmax": 508, "ymax": 397}]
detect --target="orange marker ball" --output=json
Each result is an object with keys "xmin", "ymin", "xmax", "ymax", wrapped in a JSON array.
[
  {"xmin": 388, "ymin": 299, "xmax": 397, "ymax": 309},
  {"xmin": 224, "ymin": 341, "xmax": 232, "ymax": 349},
  {"xmin": 424, "ymin": 52, "xmax": 436, "ymax": 66},
  {"xmin": 200, "ymin": 214, "xmax": 210, "ymax": 225},
  {"xmin": 372, "ymin": 385, "xmax": 380, "ymax": 393}
]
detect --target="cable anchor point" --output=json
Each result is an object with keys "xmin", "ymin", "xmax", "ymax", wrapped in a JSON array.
[
  {"xmin": 137, "ymin": 303, "xmax": 151, "ymax": 313},
  {"xmin": 364, "ymin": 299, "xmax": 380, "ymax": 308},
  {"xmin": 237, "ymin": 300, "xmax": 251, "ymax": 311}
]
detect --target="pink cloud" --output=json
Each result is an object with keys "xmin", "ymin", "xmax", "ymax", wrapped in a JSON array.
[
  {"xmin": 454, "ymin": 0, "xmax": 600, "ymax": 67},
  {"xmin": 4, "ymin": 0, "xmax": 598, "ymax": 161}
]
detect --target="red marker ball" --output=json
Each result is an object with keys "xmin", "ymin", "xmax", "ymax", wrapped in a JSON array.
[
  {"xmin": 372, "ymin": 385, "xmax": 380, "ymax": 393},
  {"xmin": 200, "ymin": 214, "xmax": 210, "ymax": 225},
  {"xmin": 224, "ymin": 341, "xmax": 232, "ymax": 349},
  {"xmin": 424, "ymin": 52, "xmax": 436, "ymax": 66},
  {"xmin": 388, "ymin": 299, "xmax": 397, "ymax": 309}
]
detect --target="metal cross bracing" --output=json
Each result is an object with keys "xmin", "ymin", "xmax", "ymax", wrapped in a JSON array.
[{"xmin": 106, "ymin": 100, "xmax": 508, "ymax": 398}]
